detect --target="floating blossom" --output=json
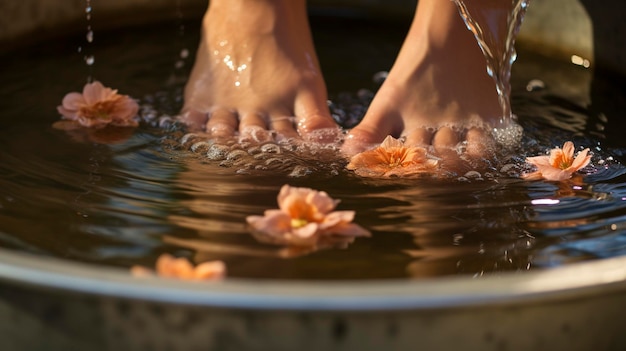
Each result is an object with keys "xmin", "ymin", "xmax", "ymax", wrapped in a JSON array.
[
  {"xmin": 522, "ymin": 141, "xmax": 591, "ymax": 181},
  {"xmin": 246, "ymin": 185, "xmax": 370, "ymax": 247},
  {"xmin": 346, "ymin": 135, "xmax": 439, "ymax": 178},
  {"xmin": 57, "ymin": 81, "xmax": 139, "ymax": 128},
  {"xmin": 131, "ymin": 254, "xmax": 226, "ymax": 281}
]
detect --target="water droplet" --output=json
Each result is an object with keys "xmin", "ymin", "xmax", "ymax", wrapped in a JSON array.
[
  {"xmin": 85, "ymin": 5, "xmax": 92, "ymax": 14},
  {"xmin": 86, "ymin": 30, "xmax": 94, "ymax": 43},
  {"xmin": 85, "ymin": 55, "xmax": 95, "ymax": 65}
]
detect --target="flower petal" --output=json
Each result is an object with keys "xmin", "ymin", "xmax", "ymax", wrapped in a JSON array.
[
  {"xmin": 525, "ymin": 155, "xmax": 551, "ymax": 168},
  {"xmin": 380, "ymin": 135, "xmax": 403, "ymax": 149},
  {"xmin": 566, "ymin": 148, "xmax": 591, "ymax": 173},
  {"xmin": 112, "ymin": 97, "xmax": 139, "ymax": 120},
  {"xmin": 561, "ymin": 141, "xmax": 575, "ymax": 160},
  {"xmin": 521, "ymin": 171, "xmax": 544, "ymax": 181},
  {"xmin": 61, "ymin": 92, "xmax": 85, "ymax": 111},
  {"xmin": 194, "ymin": 260, "xmax": 226, "ymax": 280},
  {"xmin": 82, "ymin": 81, "xmax": 106, "ymax": 104},
  {"xmin": 536, "ymin": 167, "xmax": 571, "ymax": 181},
  {"xmin": 292, "ymin": 223, "xmax": 320, "ymax": 239},
  {"xmin": 246, "ymin": 211, "xmax": 292, "ymax": 237},
  {"xmin": 57, "ymin": 105, "xmax": 77, "ymax": 120},
  {"xmin": 307, "ymin": 189, "xmax": 338, "ymax": 215},
  {"xmin": 320, "ymin": 211, "xmax": 355, "ymax": 229}
]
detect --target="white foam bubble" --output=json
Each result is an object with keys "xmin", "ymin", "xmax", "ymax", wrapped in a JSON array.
[
  {"xmin": 289, "ymin": 165, "xmax": 311, "ymax": 177},
  {"xmin": 260, "ymin": 143, "xmax": 281, "ymax": 154},
  {"xmin": 492, "ymin": 119, "xmax": 523, "ymax": 149},
  {"xmin": 206, "ymin": 144, "xmax": 230, "ymax": 160},
  {"xmin": 190, "ymin": 141, "xmax": 211, "ymax": 153}
]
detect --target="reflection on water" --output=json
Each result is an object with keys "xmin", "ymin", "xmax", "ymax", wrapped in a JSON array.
[{"xmin": 0, "ymin": 17, "xmax": 625, "ymax": 280}]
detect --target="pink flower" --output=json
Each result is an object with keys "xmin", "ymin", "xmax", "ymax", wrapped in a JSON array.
[
  {"xmin": 346, "ymin": 135, "xmax": 439, "ymax": 178},
  {"xmin": 57, "ymin": 81, "xmax": 139, "ymax": 128},
  {"xmin": 131, "ymin": 254, "xmax": 226, "ymax": 281},
  {"xmin": 523, "ymin": 141, "xmax": 591, "ymax": 181},
  {"xmin": 246, "ymin": 185, "xmax": 370, "ymax": 247}
]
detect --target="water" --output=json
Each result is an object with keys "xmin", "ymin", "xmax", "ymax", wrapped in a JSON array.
[
  {"xmin": 454, "ymin": 0, "xmax": 529, "ymax": 127},
  {"xmin": 83, "ymin": 0, "xmax": 95, "ymax": 76},
  {"xmin": 0, "ymin": 16, "xmax": 625, "ymax": 280}
]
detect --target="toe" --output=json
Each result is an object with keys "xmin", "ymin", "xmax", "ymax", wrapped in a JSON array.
[
  {"xmin": 294, "ymin": 90, "xmax": 337, "ymax": 135},
  {"xmin": 342, "ymin": 128, "xmax": 382, "ymax": 156},
  {"xmin": 269, "ymin": 115, "xmax": 299, "ymax": 139},
  {"xmin": 207, "ymin": 108, "xmax": 238, "ymax": 138},
  {"xmin": 179, "ymin": 110, "xmax": 209, "ymax": 131},
  {"xmin": 432, "ymin": 127, "xmax": 461, "ymax": 153},
  {"xmin": 239, "ymin": 112, "xmax": 268, "ymax": 131},
  {"xmin": 466, "ymin": 127, "xmax": 495, "ymax": 158},
  {"xmin": 239, "ymin": 112, "xmax": 272, "ymax": 142},
  {"xmin": 405, "ymin": 127, "xmax": 433, "ymax": 147}
]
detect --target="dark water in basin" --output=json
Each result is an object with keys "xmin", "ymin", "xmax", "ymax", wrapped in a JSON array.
[{"xmin": 1, "ymin": 16, "xmax": 625, "ymax": 280}]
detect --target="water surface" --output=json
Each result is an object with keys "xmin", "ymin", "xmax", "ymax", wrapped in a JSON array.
[{"xmin": 0, "ymin": 16, "xmax": 625, "ymax": 280}]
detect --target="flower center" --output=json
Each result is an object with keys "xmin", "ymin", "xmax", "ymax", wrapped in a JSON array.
[
  {"xmin": 291, "ymin": 218, "xmax": 309, "ymax": 228},
  {"xmin": 386, "ymin": 148, "xmax": 407, "ymax": 167},
  {"xmin": 80, "ymin": 101, "xmax": 116, "ymax": 121},
  {"xmin": 559, "ymin": 161, "xmax": 571, "ymax": 169}
]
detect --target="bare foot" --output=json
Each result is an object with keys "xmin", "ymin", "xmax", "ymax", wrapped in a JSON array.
[
  {"xmin": 343, "ymin": 0, "xmax": 509, "ymax": 161},
  {"xmin": 181, "ymin": 0, "xmax": 337, "ymax": 142}
]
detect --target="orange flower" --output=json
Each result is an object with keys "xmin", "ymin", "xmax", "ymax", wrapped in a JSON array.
[
  {"xmin": 131, "ymin": 254, "xmax": 226, "ymax": 281},
  {"xmin": 246, "ymin": 185, "xmax": 370, "ymax": 246},
  {"xmin": 57, "ymin": 81, "xmax": 139, "ymax": 128},
  {"xmin": 346, "ymin": 135, "xmax": 439, "ymax": 178},
  {"xmin": 523, "ymin": 141, "xmax": 591, "ymax": 181}
]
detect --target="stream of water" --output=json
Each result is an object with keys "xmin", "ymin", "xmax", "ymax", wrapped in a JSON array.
[{"xmin": 454, "ymin": 0, "xmax": 529, "ymax": 128}]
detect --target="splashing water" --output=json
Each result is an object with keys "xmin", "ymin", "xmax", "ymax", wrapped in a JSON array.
[{"xmin": 453, "ymin": 0, "xmax": 530, "ymax": 128}]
